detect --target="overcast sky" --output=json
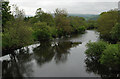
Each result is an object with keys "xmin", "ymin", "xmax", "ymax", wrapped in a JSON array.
[{"xmin": 9, "ymin": 0, "xmax": 119, "ymax": 16}]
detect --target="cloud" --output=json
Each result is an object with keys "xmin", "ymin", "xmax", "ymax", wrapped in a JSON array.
[{"xmin": 9, "ymin": 0, "xmax": 119, "ymax": 16}]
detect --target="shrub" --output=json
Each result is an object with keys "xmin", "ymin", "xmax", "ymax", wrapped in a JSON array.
[
  {"xmin": 85, "ymin": 41, "xmax": 108, "ymax": 59},
  {"xmin": 110, "ymin": 23, "xmax": 120, "ymax": 42},
  {"xmin": 48, "ymin": 26, "xmax": 58, "ymax": 38},
  {"xmin": 97, "ymin": 10, "xmax": 118, "ymax": 39},
  {"xmin": 33, "ymin": 29, "xmax": 51, "ymax": 41},
  {"xmin": 33, "ymin": 22, "xmax": 52, "ymax": 41},
  {"xmin": 2, "ymin": 20, "xmax": 33, "ymax": 50},
  {"xmin": 57, "ymin": 27, "xmax": 64, "ymax": 37},
  {"xmin": 100, "ymin": 44, "xmax": 120, "ymax": 67},
  {"xmin": 77, "ymin": 26, "xmax": 86, "ymax": 33}
]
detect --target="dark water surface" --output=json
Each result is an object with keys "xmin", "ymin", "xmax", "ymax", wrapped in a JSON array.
[{"xmin": 2, "ymin": 30, "xmax": 101, "ymax": 77}]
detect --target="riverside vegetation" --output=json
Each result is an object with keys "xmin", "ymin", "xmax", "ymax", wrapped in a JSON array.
[
  {"xmin": 2, "ymin": 2, "xmax": 87, "ymax": 51},
  {"xmin": 85, "ymin": 9, "xmax": 120, "ymax": 72}
]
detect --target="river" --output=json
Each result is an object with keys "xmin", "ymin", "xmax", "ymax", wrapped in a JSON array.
[{"xmin": 1, "ymin": 30, "xmax": 101, "ymax": 77}]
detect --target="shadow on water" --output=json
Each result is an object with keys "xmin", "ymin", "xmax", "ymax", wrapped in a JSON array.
[
  {"xmin": 85, "ymin": 57, "xmax": 120, "ymax": 79},
  {"xmin": 33, "ymin": 41, "xmax": 80, "ymax": 66},
  {"xmin": 2, "ymin": 48, "xmax": 34, "ymax": 78},
  {"xmin": 2, "ymin": 41, "xmax": 80, "ymax": 78}
]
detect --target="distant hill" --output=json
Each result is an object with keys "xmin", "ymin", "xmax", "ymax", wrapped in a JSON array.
[
  {"xmin": 68, "ymin": 14, "xmax": 99, "ymax": 20},
  {"xmin": 26, "ymin": 14, "xmax": 99, "ymax": 21}
]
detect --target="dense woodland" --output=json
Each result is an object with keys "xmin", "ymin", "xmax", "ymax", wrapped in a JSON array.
[{"xmin": 2, "ymin": 1, "xmax": 120, "ymax": 71}]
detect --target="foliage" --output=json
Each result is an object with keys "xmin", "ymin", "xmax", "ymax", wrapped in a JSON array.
[
  {"xmin": 54, "ymin": 9, "xmax": 73, "ymax": 35},
  {"xmin": 2, "ymin": 20, "xmax": 33, "ymax": 50},
  {"xmin": 2, "ymin": 4, "xmax": 33, "ymax": 50},
  {"xmin": 77, "ymin": 26, "xmax": 86, "ymax": 33},
  {"xmin": 85, "ymin": 9, "xmax": 120, "ymax": 69},
  {"xmin": 35, "ymin": 8, "xmax": 55, "ymax": 26},
  {"xmin": 33, "ymin": 22, "xmax": 52, "ymax": 41},
  {"xmin": 110, "ymin": 23, "xmax": 120, "ymax": 42},
  {"xmin": 28, "ymin": 17, "xmax": 38, "ymax": 24},
  {"xmin": 48, "ymin": 26, "xmax": 58, "ymax": 38},
  {"xmin": 2, "ymin": 1, "xmax": 14, "ymax": 27},
  {"xmin": 85, "ymin": 41, "xmax": 108, "ymax": 59},
  {"xmin": 69, "ymin": 16, "xmax": 86, "ymax": 33},
  {"xmin": 54, "ymin": 9, "xmax": 86, "ymax": 35},
  {"xmin": 97, "ymin": 9, "xmax": 119, "ymax": 40},
  {"xmin": 86, "ymin": 20, "xmax": 97, "ymax": 30},
  {"xmin": 2, "ymin": 4, "xmax": 88, "ymax": 50},
  {"xmin": 12, "ymin": 4, "xmax": 25, "ymax": 19},
  {"xmin": 54, "ymin": 8, "xmax": 67, "ymax": 17},
  {"xmin": 100, "ymin": 44, "xmax": 120, "ymax": 67},
  {"xmin": 85, "ymin": 41, "xmax": 120, "ymax": 68}
]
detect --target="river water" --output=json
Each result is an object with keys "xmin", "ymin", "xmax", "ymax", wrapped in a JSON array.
[{"xmin": 2, "ymin": 30, "xmax": 101, "ymax": 77}]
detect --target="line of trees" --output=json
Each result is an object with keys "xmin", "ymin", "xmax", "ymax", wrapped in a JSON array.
[
  {"xmin": 97, "ymin": 9, "xmax": 120, "ymax": 43},
  {"xmin": 85, "ymin": 9, "xmax": 120, "ymax": 73},
  {"xmin": 2, "ymin": 1, "xmax": 89, "ymax": 52}
]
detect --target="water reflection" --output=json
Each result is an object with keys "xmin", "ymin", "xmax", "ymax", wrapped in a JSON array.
[
  {"xmin": 85, "ymin": 57, "xmax": 120, "ymax": 78},
  {"xmin": 54, "ymin": 42, "xmax": 71, "ymax": 64},
  {"xmin": 33, "ymin": 42, "xmax": 55, "ymax": 66},
  {"xmin": 33, "ymin": 41, "xmax": 79, "ymax": 65},
  {"xmin": 2, "ymin": 41, "xmax": 80, "ymax": 77},
  {"xmin": 2, "ymin": 48, "xmax": 33, "ymax": 78}
]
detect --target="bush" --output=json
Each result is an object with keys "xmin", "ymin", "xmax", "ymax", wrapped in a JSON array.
[
  {"xmin": 77, "ymin": 26, "xmax": 86, "ymax": 33},
  {"xmin": 3, "ymin": 20, "xmax": 34, "ymax": 50},
  {"xmin": 100, "ymin": 44, "xmax": 120, "ymax": 67},
  {"xmin": 85, "ymin": 41, "xmax": 108, "ymax": 59},
  {"xmin": 48, "ymin": 26, "xmax": 58, "ymax": 38},
  {"xmin": 69, "ymin": 16, "xmax": 86, "ymax": 33},
  {"xmin": 57, "ymin": 27, "xmax": 64, "ymax": 37},
  {"xmin": 63, "ymin": 26, "xmax": 73, "ymax": 35},
  {"xmin": 33, "ymin": 22, "xmax": 52, "ymax": 41},
  {"xmin": 86, "ymin": 20, "xmax": 97, "ymax": 30},
  {"xmin": 97, "ymin": 10, "xmax": 119, "ymax": 41},
  {"xmin": 33, "ymin": 29, "xmax": 51, "ymax": 41},
  {"xmin": 111, "ymin": 23, "xmax": 120, "ymax": 42}
]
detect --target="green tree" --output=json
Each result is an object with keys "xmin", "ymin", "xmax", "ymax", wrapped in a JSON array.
[
  {"xmin": 54, "ymin": 8, "xmax": 73, "ymax": 35},
  {"xmin": 2, "ymin": 1, "xmax": 14, "ymax": 27},
  {"xmin": 54, "ymin": 8, "xmax": 67, "ymax": 17},
  {"xmin": 12, "ymin": 4, "xmax": 25, "ymax": 20},
  {"xmin": 111, "ymin": 23, "xmax": 120, "ymax": 42},
  {"xmin": 100, "ymin": 44, "xmax": 120, "ymax": 67},
  {"xmin": 33, "ymin": 21, "xmax": 52, "ymax": 41},
  {"xmin": 86, "ymin": 20, "xmax": 97, "ymax": 29},
  {"xmin": 2, "ymin": 5, "xmax": 34, "ymax": 50},
  {"xmin": 85, "ymin": 41, "xmax": 108, "ymax": 59},
  {"xmin": 2, "ymin": 20, "xmax": 33, "ymax": 50},
  {"xmin": 35, "ymin": 8, "xmax": 55, "ymax": 26},
  {"xmin": 69, "ymin": 16, "xmax": 86, "ymax": 33},
  {"xmin": 97, "ymin": 10, "xmax": 119, "ymax": 39}
]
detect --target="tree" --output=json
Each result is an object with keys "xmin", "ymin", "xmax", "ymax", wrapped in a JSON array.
[
  {"xmin": 2, "ymin": 20, "xmax": 33, "ymax": 50},
  {"xmin": 86, "ymin": 20, "xmax": 97, "ymax": 29},
  {"xmin": 111, "ymin": 23, "xmax": 120, "ymax": 42},
  {"xmin": 2, "ymin": 4, "xmax": 33, "ymax": 51},
  {"xmin": 2, "ymin": 1, "xmax": 14, "ymax": 27},
  {"xmin": 97, "ymin": 9, "xmax": 119, "ymax": 39},
  {"xmin": 85, "ymin": 41, "xmax": 108, "ymax": 59},
  {"xmin": 69, "ymin": 16, "xmax": 86, "ymax": 33},
  {"xmin": 54, "ymin": 8, "xmax": 67, "ymax": 17},
  {"xmin": 54, "ymin": 8, "xmax": 73, "ymax": 35},
  {"xmin": 35, "ymin": 8, "xmax": 55, "ymax": 26},
  {"xmin": 100, "ymin": 44, "xmax": 120, "ymax": 68},
  {"xmin": 12, "ymin": 4, "xmax": 25, "ymax": 20},
  {"xmin": 33, "ymin": 21, "xmax": 52, "ymax": 41}
]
